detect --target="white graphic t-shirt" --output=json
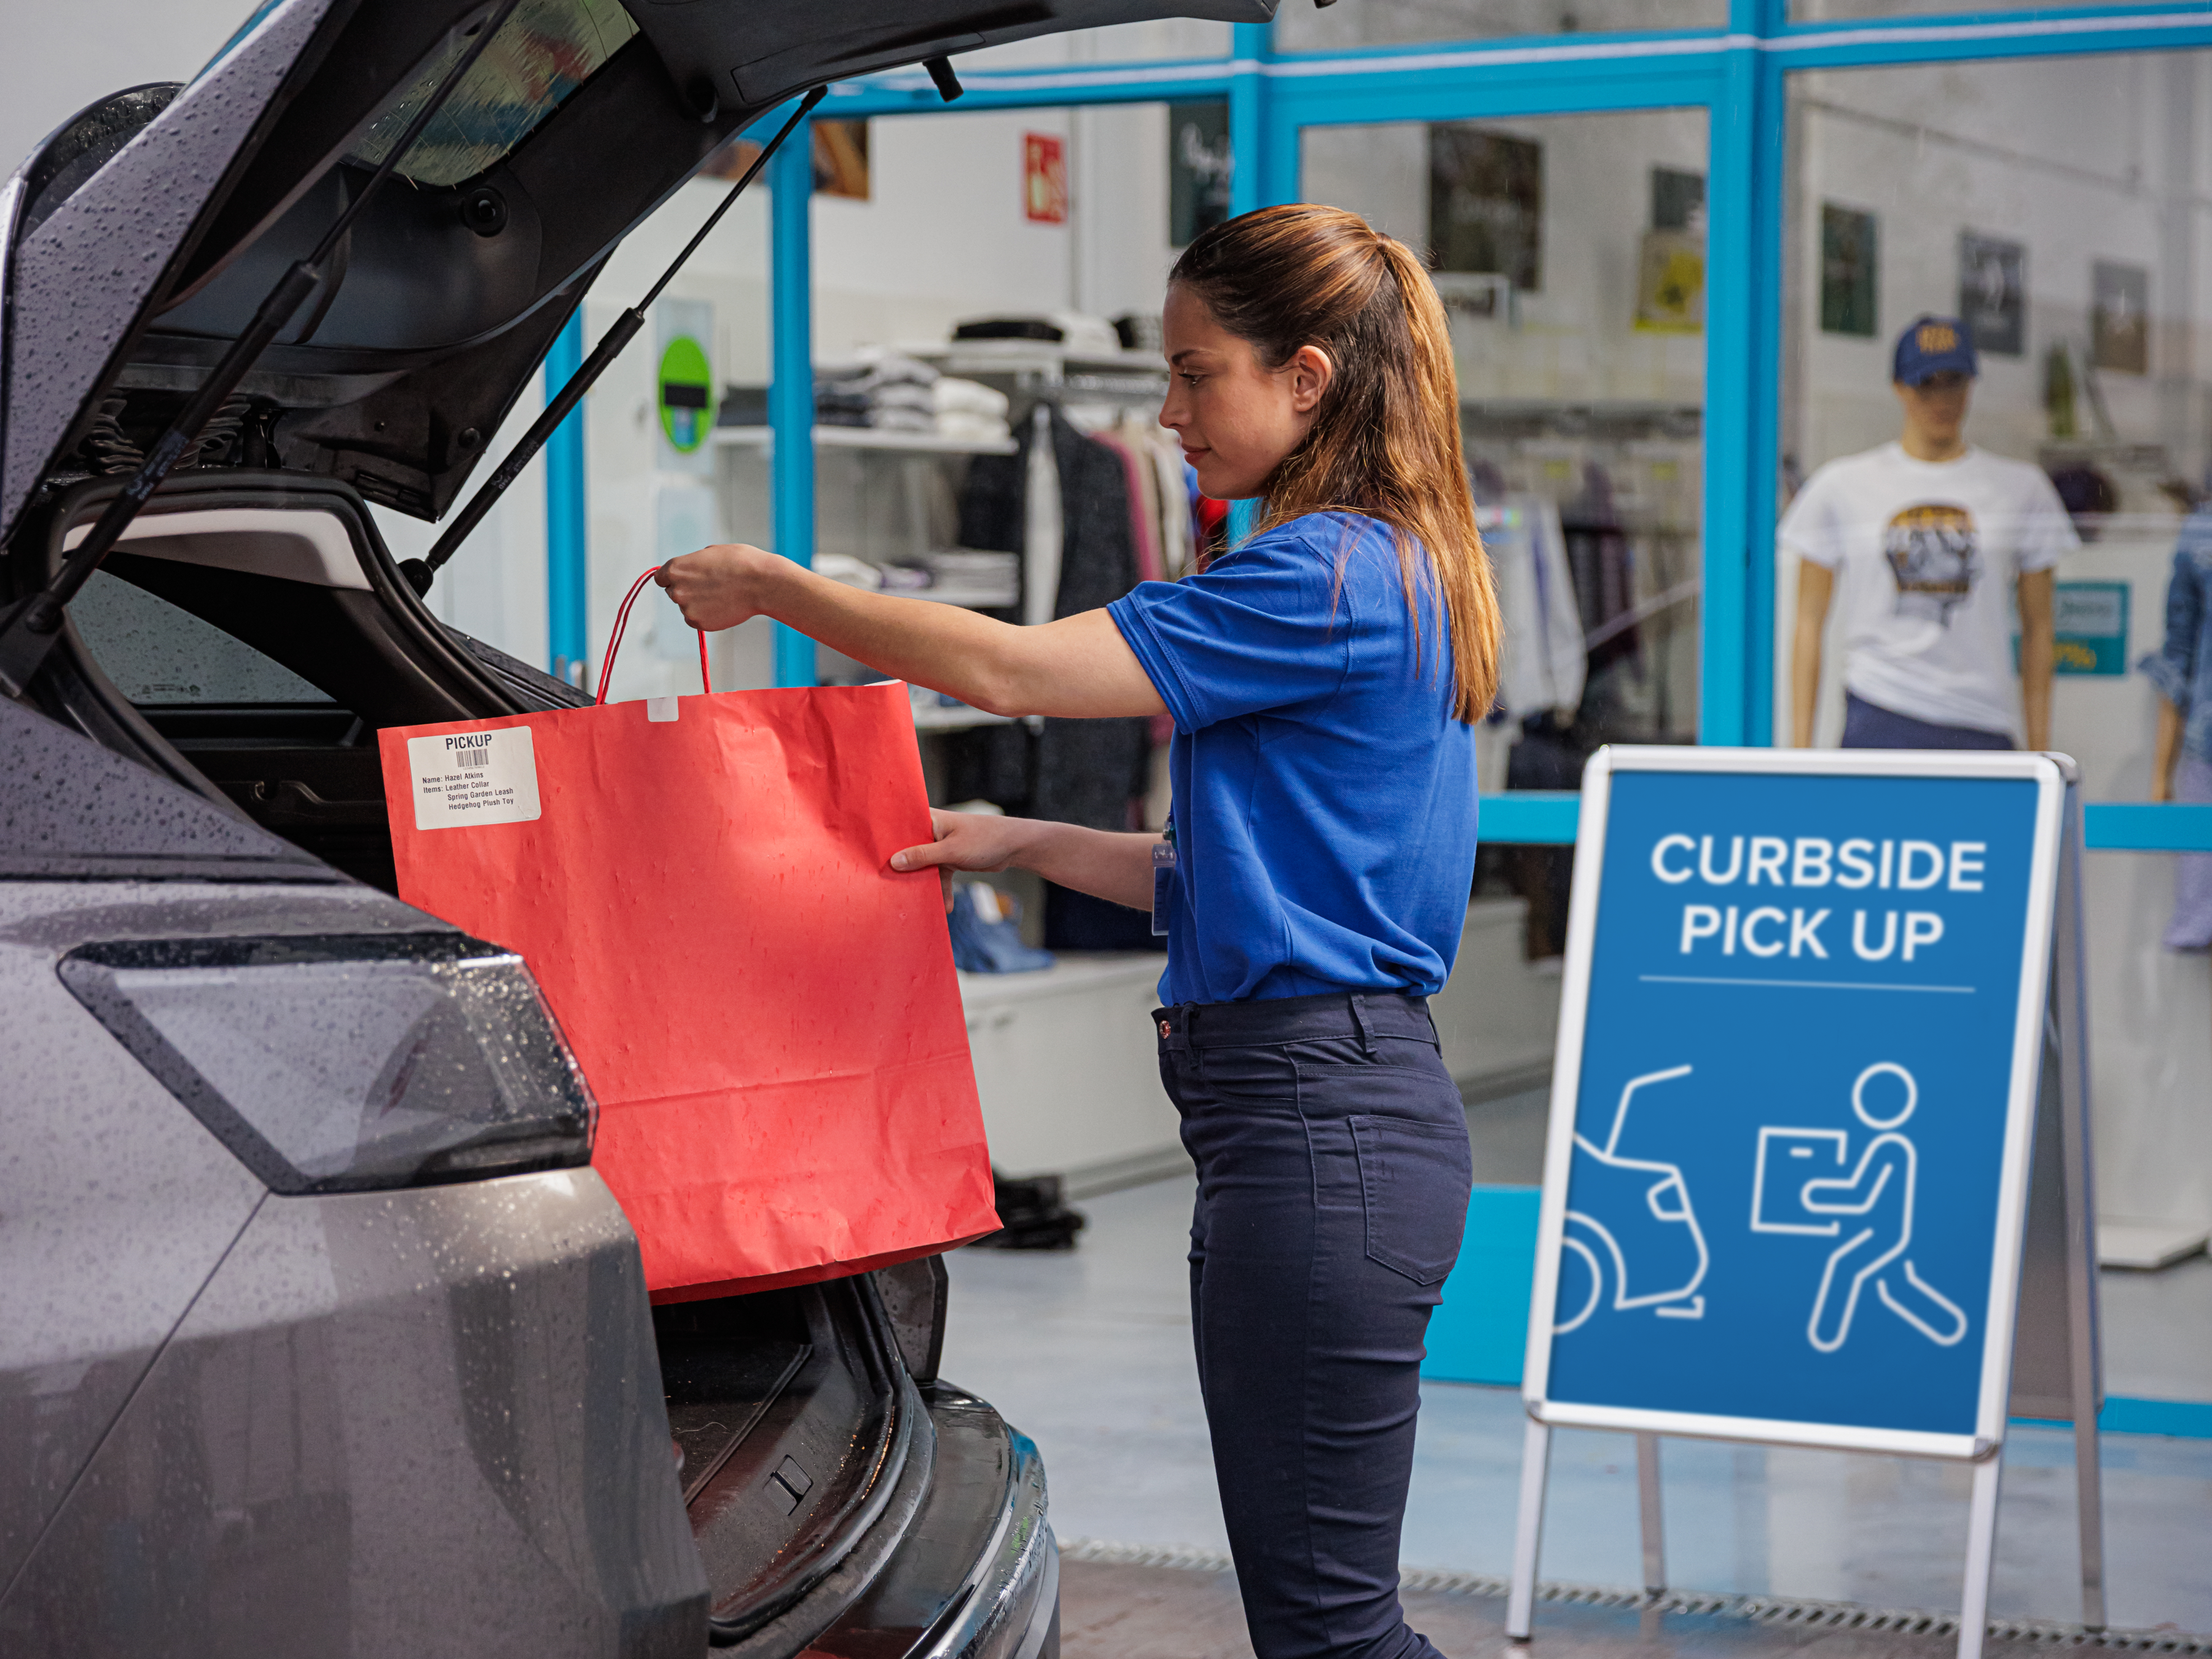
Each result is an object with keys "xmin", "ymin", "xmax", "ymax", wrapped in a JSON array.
[{"xmin": 1779, "ymin": 442, "xmax": 2077, "ymax": 738}]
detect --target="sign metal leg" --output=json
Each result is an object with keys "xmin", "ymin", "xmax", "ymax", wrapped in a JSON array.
[
  {"xmin": 2071, "ymin": 1413, "xmax": 2106, "ymax": 1630},
  {"xmin": 2053, "ymin": 786, "xmax": 2108, "ymax": 1630},
  {"xmin": 1635, "ymin": 1432, "xmax": 1665, "ymax": 1600},
  {"xmin": 1507, "ymin": 1418, "xmax": 1551, "ymax": 1642},
  {"xmin": 1955, "ymin": 1456, "xmax": 2004, "ymax": 1659}
]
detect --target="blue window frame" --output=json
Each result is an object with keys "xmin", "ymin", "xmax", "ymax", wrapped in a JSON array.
[{"xmin": 704, "ymin": 1, "xmax": 2212, "ymax": 852}]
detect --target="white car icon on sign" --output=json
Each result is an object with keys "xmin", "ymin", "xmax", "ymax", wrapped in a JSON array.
[{"xmin": 1555, "ymin": 1065, "xmax": 1710, "ymax": 1332}]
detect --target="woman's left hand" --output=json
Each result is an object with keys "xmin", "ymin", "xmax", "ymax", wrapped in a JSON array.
[{"xmin": 657, "ymin": 544, "xmax": 775, "ymax": 631}]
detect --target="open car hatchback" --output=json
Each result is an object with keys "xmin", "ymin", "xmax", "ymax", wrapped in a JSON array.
[{"xmin": 0, "ymin": 1, "xmax": 1271, "ymax": 1653}]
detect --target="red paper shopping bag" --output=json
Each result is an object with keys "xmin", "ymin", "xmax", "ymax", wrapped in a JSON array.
[{"xmin": 378, "ymin": 680, "xmax": 998, "ymax": 1299}]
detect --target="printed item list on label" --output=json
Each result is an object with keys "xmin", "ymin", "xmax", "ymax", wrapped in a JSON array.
[
  {"xmin": 1649, "ymin": 833, "xmax": 1986, "ymax": 963},
  {"xmin": 407, "ymin": 729, "xmax": 543, "ymax": 831}
]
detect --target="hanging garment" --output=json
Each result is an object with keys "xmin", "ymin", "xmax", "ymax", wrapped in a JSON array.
[
  {"xmin": 1036, "ymin": 406, "xmax": 1150, "ymax": 832},
  {"xmin": 945, "ymin": 405, "xmax": 1150, "ymax": 828},
  {"xmin": 1022, "ymin": 406, "xmax": 1064, "ymax": 629},
  {"xmin": 1150, "ymin": 431, "xmax": 1194, "ymax": 579},
  {"xmin": 1100, "ymin": 426, "xmax": 1165, "ymax": 586},
  {"xmin": 1488, "ymin": 493, "xmax": 1585, "ymax": 721}
]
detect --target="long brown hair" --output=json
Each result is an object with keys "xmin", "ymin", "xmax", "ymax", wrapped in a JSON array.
[{"xmin": 1171, "ymin": 203, "xmax": 1500, "ymax": 723}]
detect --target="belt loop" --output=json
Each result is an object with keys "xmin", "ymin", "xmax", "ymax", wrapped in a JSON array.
[{"xmin": 1347, "ymin": 992, "xmax": 1378, "ymax": 1058}]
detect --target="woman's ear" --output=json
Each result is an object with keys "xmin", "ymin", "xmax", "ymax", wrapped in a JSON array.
[{"xmin": 1288, "ymin": 344, "xmax": 1335, "ymax": 414}]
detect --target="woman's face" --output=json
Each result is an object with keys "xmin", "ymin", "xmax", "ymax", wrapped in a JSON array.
[{"xmin": 1158, "ymin": 284, "xmax": 1333, "ymax": 501}]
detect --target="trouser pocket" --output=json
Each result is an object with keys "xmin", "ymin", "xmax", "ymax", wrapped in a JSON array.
[
  {"xmin": 1295, "ymin": 1059, "xmax": 1473, "ymax": 1287},
  {"xmin": 1350, "ymin": 1113, "xmax": 1474, "ymax": 1284}
]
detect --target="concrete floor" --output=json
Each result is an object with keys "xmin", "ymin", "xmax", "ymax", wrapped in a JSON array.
[{"xmin": 939, "ymin": 1161, "xmax": 2212, "ymax": 1653}]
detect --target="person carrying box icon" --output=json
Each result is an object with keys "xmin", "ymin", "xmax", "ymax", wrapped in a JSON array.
[{"xmin": 1753, "ymin": 1061, "xmax": 1969, "ymax": 1352}]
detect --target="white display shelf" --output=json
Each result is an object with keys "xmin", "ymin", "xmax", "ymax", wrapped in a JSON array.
[
  {"xmin": 710, "ymin": 424, "xmax": 1016, "ymax": 456},
  {"xmin": 896, "ymin": 586, "xmax": 1018, "ymax": 609},
  {"xmin": 912, "ymin": 702, "xmax": 1016, "ymax": 732},
  {"xmin": 906, "ymin": 340, "xmax": 1168, "ymax": 373}
]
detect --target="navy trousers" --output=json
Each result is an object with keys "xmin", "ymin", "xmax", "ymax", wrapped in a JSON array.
[
  {"xmin": 1155, "ymin": 992, "xmax": 1473, "ymax": 1659},
  {"xmin": 1840, "ymin": 691, "xmax": 2014, "ymax": 750}
]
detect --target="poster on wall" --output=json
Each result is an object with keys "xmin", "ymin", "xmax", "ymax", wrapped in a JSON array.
[
  {"xmin": 656, "ymin": 297, "xmax": 715, "ymax": 477},
  {"xmin": 812, "ymin": 120, "xmax": 870, "ymax": 200},
  {"xmin": 1652, "ymin": 167, "xmax": 1704, "ymax": 233},
  {"xmin": 1635, "ymin": 232, "xmax": 1704, "ymax": 333},
  {"xmin": 1636, "ymin": 166, "xmax": 1706, "ymax": 334},
  {"xmin": 1169, "ymin": 103, "xmax": 1231, "ymax": 248},
  {"xmin": 1958, "ymin": 233, "xmax": 2025, "ymax": 356},
  {"xmin": 699, "ymin": 119, "xmax": 870, "ymax": 197},
  {"xmin": 1024, "ymin": 132, "xmax": 1068, "ymax": 224},
  {"xmin": 1821, "ymin": 203, "xmax": 1878, "ymax": 337},
  {"xmin": 1429, "ymin": 126, "xmax": 1542, "ymax": 292},
  {"xmin": 2052, "ymin": 581, "xmax": 2130, "ymax": 675},
  {"xmin": 2093, "ymin": 261, "xmax": 2149, "ymax": 374}
]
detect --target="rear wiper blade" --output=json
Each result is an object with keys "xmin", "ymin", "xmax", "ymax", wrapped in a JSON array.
[
  {"xmin": 0, "ymin": 0, "xmax": 527, "ymax": 702},
  {"xmin": 406, "ymin": 84, "xmax": 829, "ymax": 595}
]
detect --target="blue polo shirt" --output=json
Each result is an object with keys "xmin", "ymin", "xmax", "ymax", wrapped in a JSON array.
[{"xmin": 1107, "ymin": 511, "xmax": 1479, "ymax": 1006}]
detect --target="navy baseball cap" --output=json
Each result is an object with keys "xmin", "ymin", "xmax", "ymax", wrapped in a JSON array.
[{"xmin": 1894, "ymin": 315, "xmax": 1978, "ymax": 385}]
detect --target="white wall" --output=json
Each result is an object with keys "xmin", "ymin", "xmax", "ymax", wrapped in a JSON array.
[
  {"xmin": 1302, "ymin": 108, "xmax": 1711, "ymax": 406},
  {"xmin": 0, "ymin": 0, "xmax": 243, "ymax": 177}
]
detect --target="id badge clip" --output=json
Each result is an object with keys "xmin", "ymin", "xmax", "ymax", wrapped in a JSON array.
[{"xmin": 1150, "ymin": 826, "xmax": 1177, "ymax": 938}]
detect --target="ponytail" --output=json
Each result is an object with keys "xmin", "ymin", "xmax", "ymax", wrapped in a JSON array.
[{"xmin": 1170, "ymin": 203, "xmax": 1501, "ymax": 722}]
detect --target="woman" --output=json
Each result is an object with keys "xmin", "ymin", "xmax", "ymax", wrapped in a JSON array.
[{"xmin": 660, "ymin": 203, "xmax": 1500, "ymax": 1659}]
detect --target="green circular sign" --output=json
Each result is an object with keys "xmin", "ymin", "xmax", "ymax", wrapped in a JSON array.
[{"xmin": 657, "ymin": 335, "xmax": 714, "ymax": 453}]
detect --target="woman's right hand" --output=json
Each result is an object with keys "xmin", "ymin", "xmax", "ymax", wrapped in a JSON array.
[{"xmin": 657, "ymin": 543, "xmax": 777, "ymax": 632}]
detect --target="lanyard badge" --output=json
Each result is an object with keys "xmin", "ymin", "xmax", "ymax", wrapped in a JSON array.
[{"xmin": 1151, "ymin": 821, "xmax": 1178, "ymax": 938}]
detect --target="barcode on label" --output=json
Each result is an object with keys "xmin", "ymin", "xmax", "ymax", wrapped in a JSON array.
[{"xmin": 457, "ymin": 748, "xmax": 490, "ymax": 769}]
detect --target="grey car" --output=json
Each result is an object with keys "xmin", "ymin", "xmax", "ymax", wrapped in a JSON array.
[{"xmin": 0, "ymin": 0, "xmax": 1266, "ymax": 1652}]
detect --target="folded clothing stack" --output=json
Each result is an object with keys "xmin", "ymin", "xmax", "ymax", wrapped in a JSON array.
[
  {"xmin": 815, "ymin": 353, "xmax": 1010, "ymax": 444},
  {"xmin": 814, "ymin": 374, "xmax": 872, "ymax": 428},
  {"xmin": 931, "ymin": 376, "xmax": 1010, "ymax": 446},
  {"xmin": 863, "ymin": 353, "xmax": 938, "ymax": 434},
  {"xmin": 911, "ymin": 548, "xmax": 1018, "ymax": 606},
  {"xmin": 815, "ymin": 353, "xmax": 934, "ymax": 429},
  {"xmin": 952, "ymin": 312, "xmax": 1123, "ymax": 356},
  {"xmin": 818, "ymin": 548, "xmax": 1017, "ymax": 608}
]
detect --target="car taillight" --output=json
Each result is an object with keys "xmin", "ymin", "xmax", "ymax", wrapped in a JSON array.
[{"xmin": 60, "ymin": 931, "xmax": 595, "ymax": 1193}]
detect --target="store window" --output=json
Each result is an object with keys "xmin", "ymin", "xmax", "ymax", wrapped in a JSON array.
[
  {"xmin": 1779, "ymin": 52, "xmax": 2212, "ymax": 1339},
  {"xmin": 1305, "ymin": 106, "xmax": 1707, "ymax": 1002},
  {"xmin": 1277, "ymin": 0, "xmax": 1724, "ymax": 55},
  {"xmin": 1794, "ymin": 0, "xmax": 2154, "ymax": 20},
  {"xmin": 959, "ymin": 18, "xmax": 1230, "ymax": 68}
]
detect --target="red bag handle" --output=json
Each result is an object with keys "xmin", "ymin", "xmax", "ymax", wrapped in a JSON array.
[{"xmin": 597, "ymin": 565, "xmax": 711, "ymax": 706}]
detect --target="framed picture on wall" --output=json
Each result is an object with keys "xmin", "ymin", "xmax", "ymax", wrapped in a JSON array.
[
  {"xmin": 1958, "ymin": 232, "xmax": 2024, "ymax": 356},
  {"xmin": 2093, "ymin": 260, "xmax": 2149, "ymax": 374},
  {"xmin": 1024, "ymin": 132, "xmax": 1067, "ymax": 224},
  {"xmin": 813, "ymin": 119, "xmax": 870, "ymax": 200},
  {"xmin": 1429, "ymin": 127, "xmax": 1542, "ymax": 292},
  {"xmin": 1821, "ymin": 203, "xmax": 1878, "ymax": 337},
  {"xmin": 1169, "ymin": 103, "xmax": 1231, "ymax": 248}
]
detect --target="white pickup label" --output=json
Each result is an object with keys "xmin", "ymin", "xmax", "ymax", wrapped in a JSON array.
[{"xmin": 407, "ymin": 728, "xmax": 541, "ymax": 830}]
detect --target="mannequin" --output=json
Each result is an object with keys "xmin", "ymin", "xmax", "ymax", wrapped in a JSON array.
[
  {"xmin": 2141, "ymin": 509, "xmax": 2212, "ymax": 947},
  {"xmin": 1783, "ymin": 315, "xmax": 2069, "ymax": 751}
]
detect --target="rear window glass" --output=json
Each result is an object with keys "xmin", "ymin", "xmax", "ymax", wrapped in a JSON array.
[
  {"xmin": 347, "ymin": 0, "xmax": 640, "ymax": 188},
  {"xmin": 73, "ymin": 571, "xmax": 334, "ymax": 706}
]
